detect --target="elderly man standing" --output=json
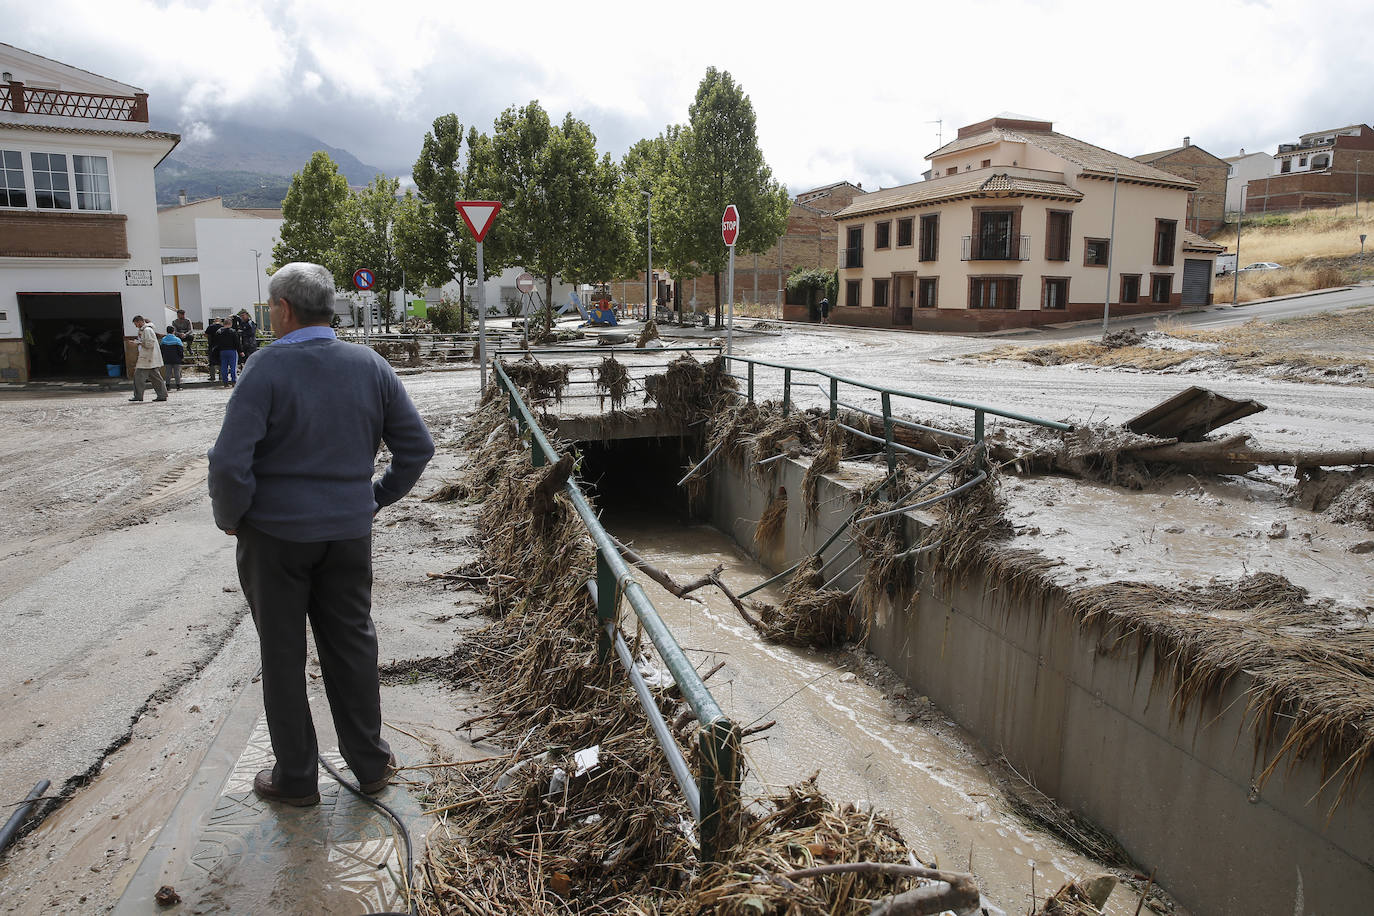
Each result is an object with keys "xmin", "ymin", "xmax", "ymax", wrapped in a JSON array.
[
  {"xmin": 208, "ymin": 262, "xmax": 434, "ymax": 806},
  {"xmin": 129, "ymin": 315, "xmax": 168, "ymax": 402}
]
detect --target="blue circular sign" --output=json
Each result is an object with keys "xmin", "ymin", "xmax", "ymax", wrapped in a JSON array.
[{"xmin": 352, "ymin": 268, "xmax": 376, "ymax": 291}]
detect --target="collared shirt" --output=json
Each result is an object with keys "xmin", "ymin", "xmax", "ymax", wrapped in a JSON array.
[{"xmin": 274, "ymin": 325, "xmax": 336, "ymax": 345}]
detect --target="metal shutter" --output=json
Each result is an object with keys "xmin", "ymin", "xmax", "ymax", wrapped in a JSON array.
[{"xmin": 1182, "ymin": 259, "xmax": 1210, "ymax": 305}]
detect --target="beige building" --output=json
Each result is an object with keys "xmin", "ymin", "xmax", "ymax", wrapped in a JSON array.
[
  {"xmin": 823, "ymin": 115, "xmax": 1221, "ymax": 332},
  {"xmin": 1132, "ymin": 139, "xmax": 1229, "ymax": 234}
]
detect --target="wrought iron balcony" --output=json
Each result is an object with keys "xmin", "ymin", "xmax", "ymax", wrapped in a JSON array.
[
  {"xmin": 961, "ymin": 235, "xmax": 1030, "ymax": 261},
  {"xmin": 1, "ymin": 81, "xmax": 148, "ymax": 122}
]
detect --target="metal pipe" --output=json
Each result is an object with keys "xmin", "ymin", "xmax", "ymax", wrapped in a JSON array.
[
  {"xmin": 0, "ymin": 779, "xmax": 49, "ymax": 856},
  {"xmin": 834, "ymin": 399, "xmax": 974, "ymax": 442},
  {"xmin": 678, "ymin": 442, "xmax": 723, "ymax": 486},
  {"xmin": 1102, "ymin": 166, "xmax": 1119, "ymax": 338},
  {"xmin": 835, "ymin": 422, "xmax": 950, "ymax": 464},
  {"xmin": 590, "ymin": 588, "xmax": 701, "ymax": 820},
  {"xmin": 856, "ymin": 470, "xmax": 987, "ymax": 524},
  {"xmin": 725, "ymin": 356, "xmax": 1073, "ymax": 432}
]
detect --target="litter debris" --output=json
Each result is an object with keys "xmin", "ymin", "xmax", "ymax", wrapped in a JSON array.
[
  {"xmin": 573, "ymin": 746, "xmax": 600, "ymax": 777},
  {"xmin": 1125, "ymin": 385, "xmax": 1266, "ymax": 442}
]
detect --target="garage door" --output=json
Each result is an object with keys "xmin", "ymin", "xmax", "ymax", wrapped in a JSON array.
[{"xmin": 1181, "ymin": 259, "xmax": 1210, "ymax": 306}]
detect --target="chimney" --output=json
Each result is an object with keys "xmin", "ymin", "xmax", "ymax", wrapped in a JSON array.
[
  {"xmin": 1239, "ymin": 148, "xmax": 1245, "ymax": 155},
  {"xmin": 178, "ymin": 189, "xmax": 187, "ymax": 206},
  {"xmin": 1183, "ymin": 136, "xmax": 1191, "ymax": 147}
]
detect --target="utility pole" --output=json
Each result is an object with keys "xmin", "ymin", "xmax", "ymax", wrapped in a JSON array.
[
  {"xmin": 643, "ymin": 189, "xmax": 653, "ymax": 322},
  {"xmin": 1101, "ymin": 168, "xmax": 1119, "ymax": 338},
  {"xmin": 249, "ymin": 249, "xmax": 262, "ymax": 305},
  {"xmin": 1357, "ymin": 158, "xmax": 1362, "ymax": 218},
  {"xmin": 1233, "ymin": 187, "xmax": 1244, "ymax": 305}
]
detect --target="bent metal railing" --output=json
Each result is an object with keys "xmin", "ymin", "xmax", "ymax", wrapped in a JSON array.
[{"xmin": 491, "ymin": 359, "xmax": 741, "ymax": 860}]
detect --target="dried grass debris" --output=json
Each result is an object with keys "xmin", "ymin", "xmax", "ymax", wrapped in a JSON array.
[
  {"xmin": 644, "ymin": 354, "xmax": 739, "ymax": 422},
  {"xmin": 747, "ymin": 555, "xmax": 854, "ymax": 648},
  {"xmin": 594, "ymin": 356, "xmax": 631, "ymax": 410},
  {"xmin": 501, "ymin": 356, "xmax": 572, "ymax": 404},
  {"xmin": 754, "ymin": 488, "xmax": 788, "ymax": 548},
  {"xmin": 635, "ymin": 318, "xmax": 661, "ymax": 348}
]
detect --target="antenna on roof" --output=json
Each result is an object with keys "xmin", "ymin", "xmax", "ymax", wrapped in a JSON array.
[{"xmin": 925, "ymin": 119, "xmax": 943, "ymax": 148}]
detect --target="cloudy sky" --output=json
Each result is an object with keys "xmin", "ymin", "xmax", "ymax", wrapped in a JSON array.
[{"xmin": 7, "ymin": 0, "xmax": 1373, "ymax": 192}]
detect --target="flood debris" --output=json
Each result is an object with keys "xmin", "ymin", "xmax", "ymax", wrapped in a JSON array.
[
  {"xmin": 1033, "ymin": 875, "xmax": 1117, "ymax": 916},
  {"xmin": 635, "ymin": 318, "xmax": 661, "ymax": 348},
  {"xmin": 997, "ymin": 756, "xmax": 1134, "ymax": 870},
  {"xmin": 644, "ymin": 354, "xmax": 738, "ymax": 422},
  {"xmin": 594, "ymin": 356, "xmax": 631, "ymax": 409},
  {"xmin": 754, "ymin": 487, "xmax": 788, "ymax": 548},
  {"xmin": 746, "ymin": 555, "xmax": 854, "ymax": 648},
  {"xmin": 501, "ymin": 355, "xmax": 572, "ymax": 404},
  {"xmin": 408, "ymin": 399, "xmax": 975, "ymax": 914},
  {"xmin": 1124, "ymin": 385, "xmax": 1265, "ymax": 442}
]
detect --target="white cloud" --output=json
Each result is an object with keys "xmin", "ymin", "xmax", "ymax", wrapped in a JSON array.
[{"xmin": 7, "ymin": 0, "xmax": 1374, "ymax": 188}]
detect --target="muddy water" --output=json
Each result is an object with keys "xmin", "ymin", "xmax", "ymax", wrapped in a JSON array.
[{"xmin": 609, "ymin": 512, "xmax": 1155, "ymax": 916}]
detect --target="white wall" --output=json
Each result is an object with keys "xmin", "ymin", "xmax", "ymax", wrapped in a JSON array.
[
  {"xmin": 194, "ymin": 217, "xmax": 282, "ymax": 319},
  {"xmin": 0, "ymin": 133, "xmax": 173, "ymax": 340}
]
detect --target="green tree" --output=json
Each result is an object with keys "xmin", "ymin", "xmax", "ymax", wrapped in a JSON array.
[
  {"xmin": 615, "ymin": 129, "xmax": 682, "ymax": 313},
  {"xmin": 331, "ymin": 176, "xmax": 405, "ymax": 332},
  {"xmin": 273, "ymin": 151, "xmax": 349, "ymax": 269},
  {"xmin": 658, "ymin": 68, "xmax": 791, "ymax": 326},
  {"xmin": 476, "ymin": 102, "xmax": 624, "ymax": 332}
]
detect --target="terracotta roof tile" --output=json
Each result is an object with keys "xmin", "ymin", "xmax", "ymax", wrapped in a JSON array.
[
  {"xmin": 1181, "ymin": 229, "xmax": 1224, "ymax": 252},
  {"xmin": 0, "ymin": 121, "xmax": 179, "ymax": 143},
  {"xmin": 831, "ymin": 171, "xmax": 1082, "ymax": 220},
  {"xmin": 929, "ymin": 129, "xmax": 1197, "ymax": 190}
]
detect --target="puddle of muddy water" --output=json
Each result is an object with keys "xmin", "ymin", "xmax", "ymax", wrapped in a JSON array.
[{"xmin": 608, "ymin": 511, "xmax": 1157, "ymax": 916}]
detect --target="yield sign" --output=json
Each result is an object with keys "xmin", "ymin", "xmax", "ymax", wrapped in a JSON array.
[{"xmin": 456, "ymin": 200, "xmax": 502, "ymax": 242}]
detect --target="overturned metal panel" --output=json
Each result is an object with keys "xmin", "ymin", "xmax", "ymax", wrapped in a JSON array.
[{"xmin": 1125, "ymin": 385, "xmax": 1266, "ymax": 442}]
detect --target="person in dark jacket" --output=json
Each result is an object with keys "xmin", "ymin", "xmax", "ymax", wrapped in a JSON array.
[
  {"xmin": 214, "ymin": 319, "xmax": 241, "ymax": 387},
  {"xmin": 160, "ymin": 325, "xmax": 186, "ymax": 390},
  {"xmin": 236, "ymin": 309, "xmax": 259, "ymax": 366},
  {"xmin": 205, "ymin": 318, "xmax": 221, "ymax": 382},
  {"xmin": 208, "ymin": 261, "xmax": 435, "ymax": 807}
]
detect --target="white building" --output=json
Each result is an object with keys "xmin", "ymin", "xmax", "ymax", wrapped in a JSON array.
[
  {"xmin": 157, "ymin": 195, "xmax": 282, "ymax": 326},
  {"xmin": 1223, "ymin": 150, "xmax": 1273, "ymax": 213},
  {"xmin": 0, "ymin": 42, "xmax": 178, "ymax": 382},
  {"xmin": 1274, "ymin": 125, "xmax": 1365, "ymax": 175}
]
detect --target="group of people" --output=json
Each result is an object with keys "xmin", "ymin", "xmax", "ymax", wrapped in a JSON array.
[
  {"xmin": 204, "ymin": 311, "xmax": 260, "ymax": 387},
  {"xmin": 127, "ymin": 308, "xmax": 260, "ymax": 400}
]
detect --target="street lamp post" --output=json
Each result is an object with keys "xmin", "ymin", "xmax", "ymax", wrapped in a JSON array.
[
  {"xmin": 249, "ymin": 249, "xmax": 263, "ymax": 306},
  {"xmin": 1233, "ymin": 188, "xmax": 1244, "ymax": 305},
  {"xmin": 1356, "ymin": 158, "xmax": 1361, "ymax": 219},
  {"xmin": 642, "ymin": 189, "xmax": 653, "ymax": 323}
]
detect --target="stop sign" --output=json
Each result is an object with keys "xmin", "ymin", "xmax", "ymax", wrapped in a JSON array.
[{"xmin": 722, "ymin": 204, "xmax": 739, "ymax": 247}]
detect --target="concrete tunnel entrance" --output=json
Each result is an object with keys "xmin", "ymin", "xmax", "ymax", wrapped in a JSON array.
[{"xmin": 573, "ymin": 435, "xmax": 698, "ymax": 519}]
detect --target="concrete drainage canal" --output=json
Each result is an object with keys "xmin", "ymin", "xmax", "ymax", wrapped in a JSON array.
[{"xmin": 404, "ymin": 350, "xmax": 1374, "ymax": 916}]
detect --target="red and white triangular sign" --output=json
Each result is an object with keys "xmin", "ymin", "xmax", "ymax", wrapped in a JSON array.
[{"xmin": 455, "ymin": 200, "xmax": 502, "ymax": 242}]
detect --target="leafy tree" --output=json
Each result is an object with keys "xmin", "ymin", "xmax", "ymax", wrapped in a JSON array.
[
  {"xmin": 615, "ymin": 130, "xmax": 683, "ymax": 314},
  {"xmin": 273, "ymin": 151, "xmax": 349, "ymax": 269},
  {"xmin": 658, "ymin": 68, "xmax": 791, "ymax": 326},
  {"xmin": 475, "ymin": 102, "xmax": 624, "ymax": 332},
  {"xmin": 331, "ymin": 176, "xmax": 405, "ymax": 332},
  {"xmin": 393, "ymin": 193, "xmax": 449, "ymax": 292}
]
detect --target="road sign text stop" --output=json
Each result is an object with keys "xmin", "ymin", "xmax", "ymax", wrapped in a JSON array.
[{"xmin": 722, "ymin": 204, "xmax": 739, "ymax": 247}]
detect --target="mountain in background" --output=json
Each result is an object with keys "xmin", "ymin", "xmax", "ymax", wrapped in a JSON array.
[{"xmin": 152, "ymin": 119, "xmax": 389, "ymax": 208}]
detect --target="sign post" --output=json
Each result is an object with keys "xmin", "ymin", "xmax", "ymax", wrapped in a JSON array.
[
  {"xmin": 516, "ymin": 271, "xmax": 536, "ymax": 349},
  {"xmin": 352, "ymin": 268, "xmax": 376, "ymax": 344},
  {"xmin": 456, "ymin": 201, "xmax": 502, "ymax": 391},
  {"xmin": 722, "ymin": 204, "xmax": 739, "ymax": 355}
]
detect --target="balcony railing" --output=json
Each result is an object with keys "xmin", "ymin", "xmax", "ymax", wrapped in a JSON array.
[
  {"xmin": 1, "ymin": 81, "xmax": 149, "ymax": 122},
  {"xmin": 961, "ymin": 235, "xmax": 1030, "ymax": 261},
  {"xmin": 843, "ymin": 246, "xmax": 863, "ymax": 269}
]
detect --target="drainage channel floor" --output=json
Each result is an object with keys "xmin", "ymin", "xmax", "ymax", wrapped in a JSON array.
[{"xmin": 116, "ymin": 689, "xmax": 426, "ymax": 915}]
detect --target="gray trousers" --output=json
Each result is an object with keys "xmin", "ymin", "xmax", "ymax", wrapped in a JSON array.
[
  {"xmin": 132, "ymin": 367, "xmax": 168, "ymax": 400},
  {"xmin": 235, "ymin": 524, "xmax": 391, "ymax": 795}
]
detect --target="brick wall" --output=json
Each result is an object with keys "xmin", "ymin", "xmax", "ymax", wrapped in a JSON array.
[
  {"xmin": 625, "ymin": 184, "xmax": 864, "ymax": 311},
  {"xmin": 1141, "ymin": 147, "xmax": 1228, "ymax": 234},
  {"xmin": 0, "ymin": 211, "xmax": 130, "ymax": 258},
  {"xmin": 1245, "ymin": 137, "xmax": 1374, "ymax": 212}
]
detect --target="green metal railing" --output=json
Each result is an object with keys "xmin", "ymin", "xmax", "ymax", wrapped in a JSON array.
[{"xmin": 492, "ymin": 359, "xmax": 741, "ymax": 859}]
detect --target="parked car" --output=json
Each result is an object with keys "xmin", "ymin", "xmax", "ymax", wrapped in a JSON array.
[{"xmin": 1240, "ymin": 262, "xmax": 1284, "ymax": 272}]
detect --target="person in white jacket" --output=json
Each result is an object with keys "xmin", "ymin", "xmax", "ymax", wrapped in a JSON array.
[{"xmin": 129, "ymin": 315, "xmax": 168, "ymax": 402}]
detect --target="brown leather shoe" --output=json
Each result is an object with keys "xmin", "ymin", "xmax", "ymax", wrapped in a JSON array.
[
  {"xmin": 358, "ymin": 753, "xmax": 400, "ymax": 795},
  {"xmin": 253, "ymin": 768, "xmax": 320, "ymax": 807}
]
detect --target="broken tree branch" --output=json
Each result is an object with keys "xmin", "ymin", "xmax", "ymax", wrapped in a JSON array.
[
  {"xmin": 708, "ymin": 572, "xmax": 763, "ymax": 629},
  {"xmin": 783, "ymin": 862, "xmax": 981, "ymax": 916},
  {"xmin": 609, "ymin": 535, "xmax": 722, "ymax": 598}
]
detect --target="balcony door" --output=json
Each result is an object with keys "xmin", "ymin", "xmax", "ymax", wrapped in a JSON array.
[{"xmin": 978, "ymin": 211, "xmax": 1014, "ymax": 260}]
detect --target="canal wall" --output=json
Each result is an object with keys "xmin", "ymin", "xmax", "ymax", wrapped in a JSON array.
[{"xmin": 708, "ymin": 455, "xmax": 1374, "ymax": 916}]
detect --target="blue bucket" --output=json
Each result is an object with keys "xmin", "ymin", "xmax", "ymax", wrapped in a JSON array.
[{"xmin": 106, "ymin": 364, "xmax": 122, "ymax": 378}]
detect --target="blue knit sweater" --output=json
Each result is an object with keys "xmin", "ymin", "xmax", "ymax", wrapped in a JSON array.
[{"xmin": 208, "ymin": 337, "xmax": 435, "ymax": 541}]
